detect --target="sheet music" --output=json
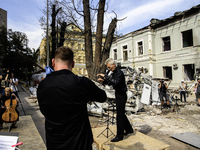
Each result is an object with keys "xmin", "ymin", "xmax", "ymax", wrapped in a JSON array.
[{"xmin": 0, "ymin": 135, "xmax": 18, "ymax": 150}]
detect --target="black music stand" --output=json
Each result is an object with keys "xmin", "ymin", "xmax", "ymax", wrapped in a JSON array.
[{"xmin": 97, "ymin": 99, "xmax": 115, "ymax": 138}]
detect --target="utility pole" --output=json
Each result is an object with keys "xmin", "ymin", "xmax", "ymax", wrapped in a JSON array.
[{"xmin": 46, "ymin": 0, "xmax": 49, "ymax": 66}]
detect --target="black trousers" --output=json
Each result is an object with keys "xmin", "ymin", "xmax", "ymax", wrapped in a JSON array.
[
  {"xmin": 180, "ymin": 91, "xmax": 186, "ymax": 102},
  {"xmin": 115, "ymin": 92, "xmax": 133, "ymax": 136}
]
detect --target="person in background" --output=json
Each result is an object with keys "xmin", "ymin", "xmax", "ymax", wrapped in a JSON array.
[
  {"xmin": 5, "ymin": 70, "xmax": 10, "ymax": 87},
  {"xmin": 158, "ymin": 79, "xmax": 170, "ymax": 109},
  {"xmin": 8, "ymin": 73, "xmax": 19, "ymax": 98},
  {"xmin": 97, "ymin": 58, "xmax": 134, "ymax": 142},
  {"xmin": 194, "ymin": 78, "xmax": 200, "ymax": 106},
  {"xmin": 179, "ymin": 80, "xmax": 187, "ymax": 103},
  {"xmin": 0, "ymin": 75, "xmax": 6, "ymax": 95},
  {"xmin": 37, "ymin": 46, "xmax": 107, "ymax": 150},
  {"xmin": 0, "ymin": 87, "xmax": 19, "ymax": 129}
]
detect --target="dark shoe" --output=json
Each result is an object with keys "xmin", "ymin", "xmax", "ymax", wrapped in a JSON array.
[{"xmin": 111, "ymin": 135, "xmax": 123, "ymax": 142}]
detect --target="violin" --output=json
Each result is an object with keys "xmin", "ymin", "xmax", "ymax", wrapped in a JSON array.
[{"xmin": 2, "ymin": 96, "xmax": 18, "ymax": 123}]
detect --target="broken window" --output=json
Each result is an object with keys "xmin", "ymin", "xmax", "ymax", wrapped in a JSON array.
[
  {"xmin": 123, "ymin": 45, "xmax": 128, "ymax": 61},
  {"xmin": 182, "ymin": 29, "xmax": 193, "ymax": 48},
  {"xmin": 137, "ymin": 41, "xmax": 143, "ymax": 55},
  {"xmin": 162, "ymin": 36, "xmax": 171, "ymax": 51},
  {"xmin": 184, "ymin": 64, "xmax": 195, "ymax": 81},
  {"xmin": 163, "ymin": 66, "xmax": 172, "ymax": 79},
  {"xmin": 113, "ymin": 49, "xmax": 117, "ymax": 60}
]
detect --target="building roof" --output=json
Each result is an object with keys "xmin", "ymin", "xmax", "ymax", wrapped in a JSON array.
[
  {"xmin": 114, "ymin": 4, "xmax": 200, "ymax": 40},
  {"xmin": 150, "ymin": 4, "xmax": 200, "ymax": 28}
]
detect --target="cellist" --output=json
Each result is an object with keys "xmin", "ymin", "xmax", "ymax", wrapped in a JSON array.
[{"xmin": 0, "ymin": 87, "xmax": 19, "ymax": 129}]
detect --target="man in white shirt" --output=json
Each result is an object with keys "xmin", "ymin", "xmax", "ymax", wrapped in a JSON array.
[{"xmin": 179, "ymin": 80, "xmax": 186, "ymax": 103}]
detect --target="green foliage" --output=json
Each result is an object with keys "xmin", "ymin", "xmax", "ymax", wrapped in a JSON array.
[{"xmin": 0, "ymin": 27, "xmax": 36, "ymax": 79}]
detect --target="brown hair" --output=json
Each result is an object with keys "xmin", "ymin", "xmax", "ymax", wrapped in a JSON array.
[{"xmin": 54, "ymin": 46, "xmax": 74, "ymax": 65}]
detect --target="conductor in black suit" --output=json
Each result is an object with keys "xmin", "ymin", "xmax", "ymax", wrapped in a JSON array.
[{"xmin": 97, "ymin": 58, "xmax": 134, "ymax": 142}]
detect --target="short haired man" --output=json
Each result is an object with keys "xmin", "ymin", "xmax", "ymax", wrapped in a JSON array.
[
  {"xmin": 97, "ymin": 58, "xmax": 134, "ymax": 142},
  {"xmin": 37, "ymin": 46, "xmax": 107, "ymax": 150}
]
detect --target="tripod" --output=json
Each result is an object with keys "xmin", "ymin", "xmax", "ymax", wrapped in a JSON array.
[{"xmin": 97, "ymin": 99, "xmax": 115, "ymax": 138}]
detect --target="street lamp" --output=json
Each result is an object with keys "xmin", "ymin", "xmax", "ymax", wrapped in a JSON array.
[{"xmin": 47, "ymin": 0, "xmax": 49, "ymax": 66}]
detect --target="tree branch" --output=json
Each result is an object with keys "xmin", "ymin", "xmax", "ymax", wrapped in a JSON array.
[{"xmin": 72, "ymin": 0, "xmax": 84, "ymax": 17}]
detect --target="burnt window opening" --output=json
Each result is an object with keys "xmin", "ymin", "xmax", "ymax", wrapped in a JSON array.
[
  {"xmin": 113, "ymin": 49, "xmax": 117, "ymax": 60},
  {"xmin": 182, "ymin": 29, "xmax": 193, "ymax": 48},
  {"xmin": 162, "ymin": 36, "xmax": 171, "ymax": 51},
  {"xmin": 137, "ymin": 41, "xmax": 143, "ymax": 55},
  {"xmin": 184, "ymin": 64, "xmax": 195, "ymax": 81},
  {"xmin": 163, "ymin": 66, "xmax": 172, "ymax": 80},
  {"xmin": 123, "ymin": 45, "xmax": 128, "ymax": 62}
]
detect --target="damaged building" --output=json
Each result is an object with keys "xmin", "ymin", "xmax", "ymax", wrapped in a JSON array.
[{"xmin": 110, "ymin": 4, "xmax": 200, "ymax": 88}]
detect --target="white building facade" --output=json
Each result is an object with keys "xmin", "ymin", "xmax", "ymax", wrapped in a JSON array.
[{"xmin": 110, "ymin": 5, "xmax": 200, "ymax": 87}]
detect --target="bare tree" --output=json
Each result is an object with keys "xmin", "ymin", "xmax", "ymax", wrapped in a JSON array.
[
  {"xmin": 40, "ymin": 0, "xmax": 121, "ymax": 80},
  {"xmin": 63, "ymin": 0, "xmax": 119, "ymax": 80}
]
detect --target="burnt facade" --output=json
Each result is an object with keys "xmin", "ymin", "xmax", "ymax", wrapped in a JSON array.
[{"xmin": 110, "ymin": 4, "xmax": 200, "ymax": 87}]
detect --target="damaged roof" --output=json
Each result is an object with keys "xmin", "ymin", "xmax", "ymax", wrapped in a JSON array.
[
  {"xmin": 114, "ymin": 4, "xmax": 200, "ymax": 40},
  {"xmin": 149, "ymin": 4, "xmax": 200, "ymax": 28}
]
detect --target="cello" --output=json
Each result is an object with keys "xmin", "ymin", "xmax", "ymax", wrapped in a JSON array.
[{"xmin": 2, "ymin": 95, "xmax": 18, "ymax": 123}]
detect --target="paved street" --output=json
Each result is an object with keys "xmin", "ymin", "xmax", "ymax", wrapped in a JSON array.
[{"xmin": 17, "ymin": 84, "xmax": 46, "ymax": 144}]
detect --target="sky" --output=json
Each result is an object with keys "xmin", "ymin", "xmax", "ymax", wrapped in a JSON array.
[{"xmin": 1, "ymin": 0, "xmax": 200, "ymax": 50}]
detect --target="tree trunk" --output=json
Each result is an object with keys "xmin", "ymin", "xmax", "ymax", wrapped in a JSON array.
[
  {"xmin": 100, "ymin": 18, "xmax": 117, "ymax": 73},
  {"xmin": 94, "ymin": 0, "xmax": 105, "ymax": 77},
  {"xmin": 82, "ymin": 0, "xmax": 117, "ymax": 81},
  {"xmin": 51, "ymin": 5, "xmax": 61, "ymax": 58},
  {"xmin": 83, "ymin": 0, "xmax": 94, "ymax": 79},
  {"xmin": 58, "ymin": 21, "xmax": 67, "ymax": 47}
]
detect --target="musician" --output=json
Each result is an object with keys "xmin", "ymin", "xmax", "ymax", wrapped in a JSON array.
[
  {"xmin": 37, "ymin": 46, "xmax": 107, "ymax": 150},
  {"xmin": 9, "ymin": 73, "xmax": 19, "ymax": 98},
  {"xmin": 0, "ymin": 74, "xmax": 6, "ymax": 95},
  {"xmin": 0, "ymin": 87, "xmax": 19, "ymax": 128},
  {"xmin": 97, "ymin": 58, "xmax": 134, "ymax": 142}
]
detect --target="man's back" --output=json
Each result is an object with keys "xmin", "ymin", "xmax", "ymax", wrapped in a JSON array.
[{"xmin": 37, "ymin": 69, "xmax": 106, "ymax": 150}]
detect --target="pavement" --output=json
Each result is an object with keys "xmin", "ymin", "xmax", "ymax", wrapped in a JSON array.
[{"xmin": 0, "ymin": 84, "xmax": 46, "ymax": 150}]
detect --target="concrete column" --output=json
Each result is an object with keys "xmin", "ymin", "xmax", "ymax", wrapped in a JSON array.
[{"xmin": 148, "ymin": 31, "xmax": 153, "ymax": 76}]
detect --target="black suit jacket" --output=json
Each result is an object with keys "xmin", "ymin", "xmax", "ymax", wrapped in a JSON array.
[{"xmin": 37, "ymin": 69, "xmax": 107, "ymax": 150}]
